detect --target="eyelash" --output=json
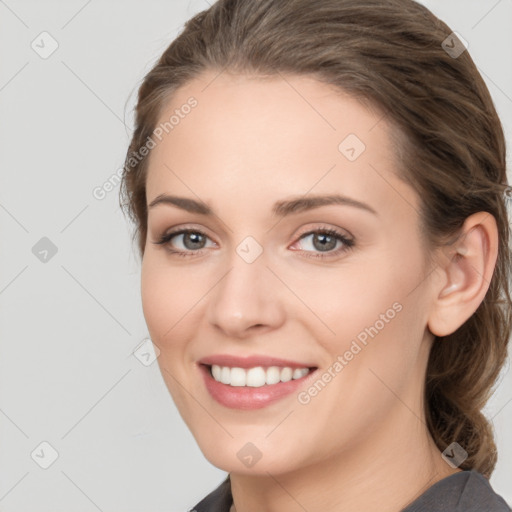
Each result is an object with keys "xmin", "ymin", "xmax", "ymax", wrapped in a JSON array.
[{"xmin": 152, "ymin": 225, "xmax": 355, "ymax": 260}]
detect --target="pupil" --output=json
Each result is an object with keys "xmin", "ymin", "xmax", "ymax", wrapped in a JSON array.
[
  {"xmin": 314, "ymin": 233, "xmax": 335, "ymax": 251},
  {"xmin": 185, "ymin": 232, "xmax": 204, "ymax": 249}
]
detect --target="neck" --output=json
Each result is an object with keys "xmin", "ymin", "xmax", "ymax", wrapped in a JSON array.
[{"xmin": 229, "ymin": 406, "xmax": 460, "ymax": 512}]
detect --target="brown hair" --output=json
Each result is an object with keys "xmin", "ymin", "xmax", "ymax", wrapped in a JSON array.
[{"xmin": 119, "ymin": 0, "xmax": 512, "ymax": 477}]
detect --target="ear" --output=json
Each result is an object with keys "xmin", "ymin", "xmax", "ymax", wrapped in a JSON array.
[{"xmin": 427, "ymin": 212, "xmax": 499, "ymax": 337}]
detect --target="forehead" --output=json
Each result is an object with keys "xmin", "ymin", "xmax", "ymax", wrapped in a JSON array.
[{"xmin": 145, "ymin": 71, "xmax": 417, "ymax": 218}]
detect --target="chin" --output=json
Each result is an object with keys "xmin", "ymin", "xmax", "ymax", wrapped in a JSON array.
[{"xmin": 193, "ymin": 435, "xmax": 304, "ymax": 476}]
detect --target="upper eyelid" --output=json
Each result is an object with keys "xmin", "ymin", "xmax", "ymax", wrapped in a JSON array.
[
  {"xmin": 161, "ymin": 224, "xmax": 354, "ymax": 246},
  {"xmin": 159, "ymin": 228, "xmax": 354, "ymax": 262},
  {"xmin": 162, "ymin": 222, "xmax": 352, "ymax": 235}
]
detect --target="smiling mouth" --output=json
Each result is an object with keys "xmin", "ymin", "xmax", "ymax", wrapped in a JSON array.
[{"xmin": 202, "ymin": 363, "xmax": 318, "ymax": 388}]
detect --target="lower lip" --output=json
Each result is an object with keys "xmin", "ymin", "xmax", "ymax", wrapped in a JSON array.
[{"xmin": 199, "ymin": 364, "xmax": 317, "ymax": 410}]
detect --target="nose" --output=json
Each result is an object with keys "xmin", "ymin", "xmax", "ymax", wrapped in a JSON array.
[{"xmin": 206, "ymin": 248, "xmax": 286, "ymax": 338}]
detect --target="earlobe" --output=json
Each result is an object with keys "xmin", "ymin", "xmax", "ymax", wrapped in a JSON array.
[{"xmin": 427, "ymin": 212, "xmax": 498, "ymax": 337}]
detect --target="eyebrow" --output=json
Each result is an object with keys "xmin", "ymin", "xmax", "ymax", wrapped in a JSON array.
[{"xmin": 148, "ymin": 193, "xmax": 378, "ymax": 217}]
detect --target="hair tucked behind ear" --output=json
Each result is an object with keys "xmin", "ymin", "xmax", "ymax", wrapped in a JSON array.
[{"xmin": 119, "ymin": 0, "xmax": 512, "ymax": 477}]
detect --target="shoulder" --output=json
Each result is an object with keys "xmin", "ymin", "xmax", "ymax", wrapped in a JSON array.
[
  {"xmin": 457, "ymin": 471, "xmax": 511, "ymax": 512},
  {"xmin": 189, "ymin": 474, "xmax": 232, "ymax": 512},
  {"xmin": 402, "ymin": 470, "xmax": 511, "ymax": 512},
  {"xmin": 187, "ymin": 470, "xmax": 511, "ymax": 512}
]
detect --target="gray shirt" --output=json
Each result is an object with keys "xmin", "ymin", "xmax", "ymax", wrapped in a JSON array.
[{"xmin": 190, "ymin": 470, "xmax": 511, "ymax": 511}]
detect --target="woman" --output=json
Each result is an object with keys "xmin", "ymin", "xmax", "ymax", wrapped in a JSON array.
[{"xmin": 119, "ymin": 0, "xmax": 512, "ymax": 510}]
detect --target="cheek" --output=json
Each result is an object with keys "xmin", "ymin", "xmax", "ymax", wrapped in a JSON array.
[
  {"xmin": 290, "ymin": 264, "xmax": 398, "ymax": 334},
  {"xmin": 140, "ymin": 255, "xmax": 200, "ymax": 412},
  {"xmin": 298, "ymin": 247, "xmax": 425, "ymax": 362},
  {"xmin": 140, "ymin": 254, "xmax": 192, "ymax": 344}
]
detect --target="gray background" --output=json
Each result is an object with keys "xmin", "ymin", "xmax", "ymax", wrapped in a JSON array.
[{"xmin": 0, "ymin": 1, "xmax": 510, "ymax": 510}]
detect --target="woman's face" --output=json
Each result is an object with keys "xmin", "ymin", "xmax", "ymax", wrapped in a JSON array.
[{"xmin": 141, "ymin": 71, "xmax": 438, "ymax": 474}]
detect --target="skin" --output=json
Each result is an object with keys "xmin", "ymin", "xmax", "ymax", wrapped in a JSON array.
[{"xmin": 140, "ymin": 70, "xmax": 498, "ymax": 512}]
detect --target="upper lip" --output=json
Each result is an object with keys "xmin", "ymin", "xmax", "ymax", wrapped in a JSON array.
[{"xmin": 198, "ymin": 354, "xmax": 317, "ymax": 369}]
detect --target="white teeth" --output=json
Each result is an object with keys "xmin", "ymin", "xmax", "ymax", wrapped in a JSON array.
[
  {"xmin": 220, "ymin": 366, "xmax": 231, "ymax": 385},
  {"xmin": 266, "ymin": 366, "xmax": 281, "ymax": 385},
  {"xmin": 246, "ymin": 367, "xmax": 266, "ymax": 387},
  {"xmin": 280, "ymin": 367, "xmax": 293, "ymax": 382},
  {"xmin": 292, "ymin": 368, "xmax": 306, "ymax": 379},
  {"xmin": 210, "ymin": 365, "xmax": 311, "ymax": 387},
  {"xmin": 230, "ymin": 367, "xmax": 246, "ymax": 386},
  {"xmin": 211, "ymin": 364, "xmax": 222, "ymax": 382}
]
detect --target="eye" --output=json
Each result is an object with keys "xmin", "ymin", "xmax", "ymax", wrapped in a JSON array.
[
  {"xmin": 291, "ymin": 227, "xmax": 355, "ymax": 259},
  {"xmin": 152, "ymin": 228, "xmax": 215, "ymax": 257},
  {"xmin": 151, "ymin": 225, "xmax": 355, "ymax": 259}
]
